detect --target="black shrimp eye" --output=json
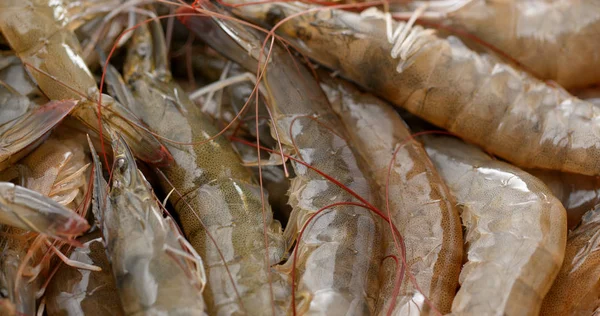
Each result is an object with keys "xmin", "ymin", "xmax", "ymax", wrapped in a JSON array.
[
  {"xmin": 0, "ymin": 288, "xmax": 8, "ymax": 298},
  {"xmin": 266, "ymin": 7, "xmax": 284, "ymax": 26},
  {"xmin": 296, "ymin": 27, "xmax": 311, "ymax": 41}
]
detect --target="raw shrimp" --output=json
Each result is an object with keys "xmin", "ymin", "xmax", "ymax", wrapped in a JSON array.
[
  {"xmin": 45, "ymin": 230, "xmax": 125, "ymax": 316},
  {"xmin": 320, "ymin": 73, "xmax": 462, "ymax": 315},
  {"xmin": 422, "ymin": 134, "xmax": 566, "ymax": 315},
  {"xmin": 116, "ymin": 17, "xmax": 289, "ymax": 315},
  {"xmin": 0, "ymin": 131, "xmax": 95, "ymax": 314},
  {"xmin": 406, "ymin": 0, "xmax": 600, "ymax": 89},
  {"xmin": 180, "ymin": 7, "xmax": 382, "ymax": 314},
  {"xmin": 229, "ymin": 2, "xmax": 600, "ymax": 176},
  {"xmin": 89, "ymin": 134, "xmax": 208, "ymax": 315},
  {"xmin": 0, "ymin": 0, "xmax": 172, "ymax": 166},
  {"xmin": 527, "ymin": 169, "xmax": 600, "ymax": 229},
  {"xmin": 541, "ymin": 204, "xmax": 600, "ymax": 315}
]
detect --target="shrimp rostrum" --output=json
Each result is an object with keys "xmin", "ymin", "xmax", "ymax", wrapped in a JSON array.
[{"xmin": 228, "ymin": 1, "xmax": 600, "ymax": 176}]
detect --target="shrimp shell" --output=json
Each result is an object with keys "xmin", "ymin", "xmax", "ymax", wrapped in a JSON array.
[
  {"xmin": 320, "ymin": 74, "xmax": 463, "ymax": 315},
  {"xmin": 229, "ymin": 2, "xmax": 600, "ymax": 176},
  {"xmin": 422, "ymin": 135, "xmax": 566, "ymax": 315}
]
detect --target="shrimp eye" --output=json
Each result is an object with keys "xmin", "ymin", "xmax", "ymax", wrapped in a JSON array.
[
  {"xmin": 116, "ymin": 157, "xmax": 127, "ymax": 172},
  {"xmin": 137, "ymin": 43, "xmax": 150, "ymax": 57},
  {"xmin": 0, "ymin": 288, "xmax": 8, "ymax": 298},
  {"xmin": 266, "ymin": 7, "xmax": 284, "ymax": 26},
  {"xmin": 296, "ymin": 27, "xmax": 311, "ymax": 42}
]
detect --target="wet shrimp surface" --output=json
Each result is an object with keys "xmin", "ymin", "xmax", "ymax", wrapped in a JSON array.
[{"xmin": 0, "ymin": 1, "xmax": 599, "ymax": 315}]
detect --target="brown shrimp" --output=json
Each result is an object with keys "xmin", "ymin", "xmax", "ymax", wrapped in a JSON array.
[
  {"xmin": 422, "ymin": 134, "xmax": 566, "ymax": 315},
  {"xmin": 228, "ymin": 2, "xmax": 600, "ymax": 176},
  {"xmin": 541, "ymin": 204, "xmax": 600, "ymax": 315},
  {"xmin": 320, "ymin": 73, "xmax": 462, "ymax": 315},
  {"xmin": 180, "ymin": 5, "xmax": 382, "ymax": 314}
]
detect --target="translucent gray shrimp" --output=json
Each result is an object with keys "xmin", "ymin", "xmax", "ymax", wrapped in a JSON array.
[
  {"xmin": 405, "ymin": 0, "xmax": 600, "ymax": 89},
  {"xmin": 0, "ymin": 0, "xmax": 172, "ymax": 166}
]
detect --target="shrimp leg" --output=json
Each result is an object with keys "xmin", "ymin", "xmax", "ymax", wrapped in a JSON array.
[{"xmin": 45, "ymin": 231, "xmax": 125, "ymax": 316}]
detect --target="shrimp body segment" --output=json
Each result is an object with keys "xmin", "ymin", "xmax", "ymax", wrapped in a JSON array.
[
  {"xmin": 120, "ymin": 20, "xmax": 289, "ymax": 315},
  {"xmin": 541, "ymin": 205, "xmax": 600, "ymax": 315},
  {"xmin": 230, "ymin": 2, "xmax": 600, "ymax": 176},
  {"xmin": 180, "ymin": 7, "xmax": 382, "ymax": 314},
  {"xmin": 425, "ymin": 0, "xmax": 600, "ymax": 90},
  {"xmin": 321, "ymin": 75, "xmax": 463, "ymax": 315},
  {"xmin": 527, "ymin": 169, "xmax": 600, "ymax": 229},
  {"xmin": 422, "ymin": 135, "xmax": 567, "ymax": 315},
  {"xmin": 89, "ymin": 134, "xmax": 208, "ymax": 315}
]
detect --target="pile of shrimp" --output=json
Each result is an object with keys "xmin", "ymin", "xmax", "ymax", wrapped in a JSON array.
[{"xmin": 1, "ymin": 0, "xmax": 599, "ymax": 315}]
